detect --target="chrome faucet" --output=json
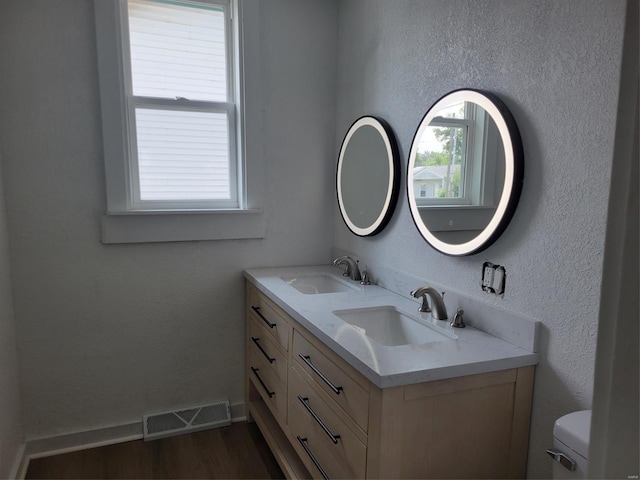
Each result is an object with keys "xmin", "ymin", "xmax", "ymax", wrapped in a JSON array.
[
  {"xmin": 410, "ymin": 286, "xmax": 448, "ymax": 320},
  {"xmin": 332, "ymin": 256, "xmax": 362, "ymax": 281}
]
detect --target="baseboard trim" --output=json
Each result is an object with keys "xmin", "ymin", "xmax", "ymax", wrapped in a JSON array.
[
  {"xmin": 17, "ymin": 402, "xmax": 247, "ymax": 477},
  {"xmin": 16, "ymin": 422, "xmax": 143, "ymax": 480},
  {"xmin": 9, "ymin": 442, "xmax": 26, "ymax": 480},
  {"xmin": 230, "ymin": 401, "xmax": 246, "ymax": 422},
  {"xmin": 25, "ymin": 421, "xmax": 144, "ymax": 460}
]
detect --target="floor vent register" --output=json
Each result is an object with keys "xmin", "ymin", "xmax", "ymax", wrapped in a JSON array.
[{"xmin": 143, "ymin": 400, "xmax": 231, "ymax": 441}]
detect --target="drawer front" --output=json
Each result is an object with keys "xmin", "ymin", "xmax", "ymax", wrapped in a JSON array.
[
  {"xmin": 248, "ymin": 286, "xmax": 291, "ymax": 351},
  {"xmin": 288, "ymin": 364, "xmax": 366, "ymax": 479},
  {"xmin": 247, "ymin": 348, "xmax": 286, "ymax": 424},
  {"xmin": 247, "ymin": 317, "xmax": 288, "ymax": 385},
  {"xmin": 293, "ymin": 331, "xmax": 369, "ymax": 432}
]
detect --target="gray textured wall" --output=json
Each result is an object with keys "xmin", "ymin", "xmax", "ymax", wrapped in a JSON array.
[
  {"xmin": 334, "ymin": 1, "xmax": 626, "ymax": 477},
  {"xmin": 0, "ymin": 1, "xmax": 630, "ymax": 477},
  {"xmin": 0, "ymin": 162, "xmax": 23, "ymax": 479},
  {"xmin": 0, "ymin": 0, "xmax": 337, "ymax": 438}
]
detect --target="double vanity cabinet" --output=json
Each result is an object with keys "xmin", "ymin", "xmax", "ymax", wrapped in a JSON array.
[{"xmin": 244, "ymin": 267, "xmax": 538, "ymax": 479}]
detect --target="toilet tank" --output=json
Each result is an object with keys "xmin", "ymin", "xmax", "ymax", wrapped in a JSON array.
[{"xmin": 548, "ymin": 410, "xmax": 592, "ymax": 479}]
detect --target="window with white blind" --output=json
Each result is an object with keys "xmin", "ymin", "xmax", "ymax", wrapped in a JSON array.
[
  {"xmin": 126, "ymin": 0, "xmax": 238, "ymax": 209},
  {"xmin": 95, "ymin": 0, "xmax": 264, "ymax": 243},
  {"xmin": 123, "ymin": 0, "xmax": 239, "ymax": 209}
]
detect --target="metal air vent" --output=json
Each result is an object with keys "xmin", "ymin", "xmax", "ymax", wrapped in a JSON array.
[{"xmin": 143, "ymin": 400, "xmax": 231, "ymax": 441}]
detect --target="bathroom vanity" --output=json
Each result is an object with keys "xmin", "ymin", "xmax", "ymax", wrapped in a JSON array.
[{"xmin": 244, "ymin": 266, "xmax": 538, "ymax": 479}]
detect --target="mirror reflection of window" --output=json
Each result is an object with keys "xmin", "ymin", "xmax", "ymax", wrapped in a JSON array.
[
  {"xmin": 414, "ymin": 101, "xmax": 470, "ymax": 205},
  {"xmin": 413, "ymin": 101, "xmax": 505, "ymax": 209},
  {"xmin": 407, "ymin": 89, "xmax": 524, "ymax": 256}
]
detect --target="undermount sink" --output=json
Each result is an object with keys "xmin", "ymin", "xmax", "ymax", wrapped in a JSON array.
[
  {"xmin": 332, "ymin": 306, "xmax": 457, "ymax": 346},
  {"xmin": 280, "ymin": 273, "xmax": 359, "ymax": 295}
]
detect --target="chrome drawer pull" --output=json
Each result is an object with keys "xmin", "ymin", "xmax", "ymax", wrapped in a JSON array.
[
  {"xmin": 250, "ymin": 367, "xmax": 274, "ymax": 398},
  {"xmin": 297, "ymin": 436, "xmax": 329, "ymax": 480},
  {"xmin": 298, "ymin": 354, "xmax": 343, "ymax": 395},
  {"xmin": 251, "ymin": 337, "xmax": 275, "ymax": 364},
  {"xmin": 298, "ymin": 396, "xmax": 340, "ymax": 444},
  {"xmin": 251, "ymin": 305, "xmax": 275, "ymax": 329}
]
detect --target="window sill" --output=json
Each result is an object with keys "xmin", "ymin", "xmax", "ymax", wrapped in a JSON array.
[
  {"xmin": 101, "ymin": 209, "xmax": 265, "ymax": 244},
  {"xmin": 417, "ymin": 205, "xmax": 494, "ymax": 232}
]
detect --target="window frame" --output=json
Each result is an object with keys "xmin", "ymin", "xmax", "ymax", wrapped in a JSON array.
[
  {"xmin": 121, "ymin": 0, "xmax": 240, "ymax": 211},
  {"xmin": 95, "ymin": 0, "xmax": 265, "ymax": 243}
]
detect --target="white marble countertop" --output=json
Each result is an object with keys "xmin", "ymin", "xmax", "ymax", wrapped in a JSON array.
[{"xmin": 245, "ymin": 265, "xmax": 538, "ymax": 389}]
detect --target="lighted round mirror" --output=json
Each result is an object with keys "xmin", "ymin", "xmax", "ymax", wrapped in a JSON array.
[
  {"xmin": 407, "ymin": 89, "xmax": 524, "ymax": 256},
  {"xmin": 337, "ymin": 116, "xmax": 400, "ymax": 236}
]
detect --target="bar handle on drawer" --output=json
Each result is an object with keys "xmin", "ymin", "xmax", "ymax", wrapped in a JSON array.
[
  {"xmin": 250, "ymin": 367, "xmax": 274, "ymax": 398},
  {"xmin": 251, "ymin": 337, "xmax": 275, "ymax": 364},
  {"xmin": 251, "ymin": 306, "xmax": 276, "ymax": 328},
  {"xmin": 297, "ymin": 436, "xmax": 329, "ymax": 480},
  {"xmin": 298, "ymin": 396, "xmax": 340, "ymax": 444},
  {"xmin": 298, "ymin": 354, "xmax": 343, "ymax": 395}
]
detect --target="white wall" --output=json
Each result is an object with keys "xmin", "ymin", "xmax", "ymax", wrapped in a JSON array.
[
  {"xmin": 0, "ymin": 161, "xmax": 23, "ymax": 478},
  {"xmin": 0, "ymin": 0, "xmax": 337, "ymax": 438},
  {"xmin": 590, "ymin": 0, "xmax": 639, "ymax": 474},
  {"xmin": 334, "ymin": 1, "xmax": 626, "ymax": 478},
  {"xmin": 0, "ymin": 1, "xmax": 632, "ymax": 478}
]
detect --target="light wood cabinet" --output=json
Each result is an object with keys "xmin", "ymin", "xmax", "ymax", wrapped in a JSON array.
[
  {"xmin": 289, "ymin": 364, "xmax": 368, "ymax": 479},
  {"xmin": 245, "ymin": 282, "xmax": 534, "ymax": 479},
  {"xmin": 292, "ymin": 330, "xmax": 370, "ymax": 432}
]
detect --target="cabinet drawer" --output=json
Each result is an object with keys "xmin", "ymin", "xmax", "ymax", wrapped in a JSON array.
[
  {"xmin": 248, "ymin": 285, "xmax": 291, "ymax": 351},
  {"xmin": 248, "ymin": 348, "xmax": 287, "ymax": 425},
  {"xmin": 247, "ymin": 317, "xmax": 288, "ymax": 385},
  {"xmin": 288, "ymin": 364, "xmax": 366, "ymax": 479},
  {"xmin": 293, "ymin": 331, "xmax": 369, "ymax": 432}
]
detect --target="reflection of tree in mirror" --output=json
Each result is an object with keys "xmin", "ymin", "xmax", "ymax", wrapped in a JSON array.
[
  {"xmin": 433, "ymin": 127, "xmax": 464, "ymax": 164},
  {"xmin": 441, "ymin": 169, "xmax": 460, "ymax": 197},
  {"xmin": 416, "ymin": 126, "xmax": 463, "ymax": 198},
  {"xmin": 415, "ymin": 151, "xmax": 449, "ymax": 166},
  {"xmin": 433, "ymin": 126, "xmax": 463, "ymax": 197}
]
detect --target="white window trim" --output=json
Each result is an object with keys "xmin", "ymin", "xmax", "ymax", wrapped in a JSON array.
[{"xmin": 95, "ymin": 0, "xmax": 264, "ymax": 243}]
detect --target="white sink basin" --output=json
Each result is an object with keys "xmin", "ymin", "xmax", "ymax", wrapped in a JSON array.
[
  {"xmin": 280, "ymin": 273, "xmax": 360, "ymax": 295},
  {"xmin": 332, "ymin": 306, "xmax": 457, "ymax": 346}
]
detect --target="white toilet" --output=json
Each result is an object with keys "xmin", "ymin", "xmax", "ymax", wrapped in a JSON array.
[{"xmin": 547, "ymin": 410, "xmax": 592, "ymax": 479}]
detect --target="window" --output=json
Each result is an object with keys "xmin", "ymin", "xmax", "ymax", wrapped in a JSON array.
[
  {"xmin": 95, "ymin": 0, "xmax": 264, "ymax": 243},
  {"xmin": 121, "ymin": 0, "xmax": 239, "ymax": 210}
]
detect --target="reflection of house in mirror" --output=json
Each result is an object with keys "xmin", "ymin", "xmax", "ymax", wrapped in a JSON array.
[{"xmin": 412, "ymin": 165, "xmax": 461, "ymax": 199}]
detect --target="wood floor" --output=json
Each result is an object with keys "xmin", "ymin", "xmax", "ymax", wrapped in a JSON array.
[{"xmin": 26, "ymin": 422, "xmax": 284, "ymax": 479}]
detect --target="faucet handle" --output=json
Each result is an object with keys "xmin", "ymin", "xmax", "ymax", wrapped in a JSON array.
[
  {"xmin": 360, "ymin": 271, "xmax": 371, "ymax": 285},
  {"xmin": 451, "ymin": 308, "xmax": 465, "ymax": 328}
]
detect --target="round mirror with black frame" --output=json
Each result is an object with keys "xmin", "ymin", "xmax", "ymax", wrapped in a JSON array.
[
  {"xmin": 407, "ymin": 89, "xmax": 524, "ymax": 256},
  {"xmin": 337, "ymin": 116, "xmax": 401, "ymax": 237}
]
